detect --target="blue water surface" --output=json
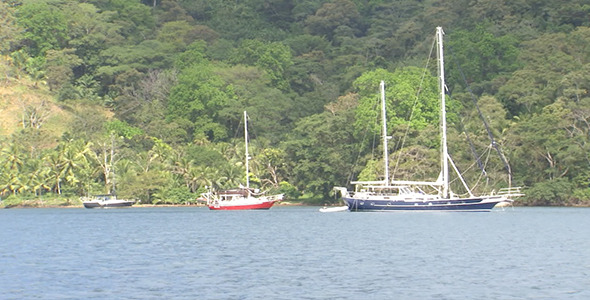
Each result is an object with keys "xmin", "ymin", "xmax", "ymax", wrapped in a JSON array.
[{"xmin": 1, "ymin": 206, "xmax": 588, "ymax": 299}]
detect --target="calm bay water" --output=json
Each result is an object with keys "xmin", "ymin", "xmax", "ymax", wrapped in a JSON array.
[{"xmin": 1, "ymin": 206, "xmax": 588, "ymax": 299}]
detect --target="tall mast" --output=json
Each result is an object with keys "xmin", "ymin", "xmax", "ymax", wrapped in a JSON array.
[
  {"xmin": 380, "ymin": 81, "xmax": 389, "ymax": 185},
  {"xmin": 244, "ymin": 111, "xmax": 250, "ymax": 189},
  {"xmin": 110, "ymin": 132, "xmax": 116, "ymax": 195},
  {"xmin": 436, "ymin": 27, "xmax": 450, "ymax": 198}
]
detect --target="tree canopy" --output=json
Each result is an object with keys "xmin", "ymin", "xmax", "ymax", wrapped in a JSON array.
[{"xmin": 2, "ymin": 0, "xmax": 590, "ymax": 206}]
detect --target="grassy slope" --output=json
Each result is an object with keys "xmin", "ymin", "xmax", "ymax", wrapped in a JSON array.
[{"xmin": 0, "ymin": 78, "xmax": 72, "ymax": 144}]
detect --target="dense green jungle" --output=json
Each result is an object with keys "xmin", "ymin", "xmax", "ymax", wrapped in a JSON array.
[{"xmin": 2, "ymin": 0, "xmax": 590, "ymax": 207}]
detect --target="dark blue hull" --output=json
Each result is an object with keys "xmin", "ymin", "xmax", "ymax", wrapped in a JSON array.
[{"xmin": 343, "ymin": 197, "xmax": 500, "ymax": 212}]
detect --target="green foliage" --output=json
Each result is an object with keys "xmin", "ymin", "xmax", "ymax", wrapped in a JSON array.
[
  {"xmin": 64, "ymin": 2, "xmax": 121, "ymax": 69},
  {"xmin": 352, "ymin": 67, "xmax": 439, "ymax": 139},
  {"xmin": 105, "ymin": 120, "xmax": 144, "ymax": 139},
  {"xmin": 522, "ymin": 178, "xmax": 574, "ymax": 206},
  {"xmin": 174, "ymin": 40, "xmax": 208, "ymax": 69},
  {"xmin": 214, "ymin": 65, "xmax": 294, "ymax": 143},
  {"xmin": 16, "ymin": 2, "xmax": 68, "ymax": 57},
  {"xmin": 5, "ymin": 0, "xmax": 590, "ymax": 206},
  {"xmin": 305, "ymin": 0, "xmax": 362, "ymax": 40},
  {"xmin": 284, "ymin": 108, "xmax": 357, "ymax": 199},
  {"xmin": 153, "ymin": 186, "xmax": 195, "ymax": 205},
  {"xmin": 232, "ymin": 39, "xmax": 294, "ymax": 91},
  {"xmin": 157, "ymin": 20, "xmax": 197, "ymax": 52},
  {"xmin": 167, "ymin": 59, "xmax": 231, "ymax": 142},
  {"xmin": 498, "ymin": 27, "xmax": 590, "ymax": 116},
  {"xmin": 447, "ymin": 24, "xmax": 520, "ymax": 91},
  {"xmin": 45, "ymin": 48, "xmax": 82, "ymax": 91},
  {"xmin": 0, "ymin": 1, "xmax": 21, "ymax": 54},
  {"xmin": 279, "ymin": 181, "xmax": 301, "ymax": 200},
  {"xmin": 507, "ymin": 100, "xmax": 572, "ymax": 186},
  {"xmin": 124, "ymin": 169, "xmax": 170, "ymax": 204},
  {"xmin": 357, "ymin": 159, "xmax": 379, "ymax": 181},
  {"xmin": 178, "ymin": 0, "xmax": 290, "ymax": 41},
  {"xmin": 96, "ymin": 39, "xmax": 172, "ymax": 86},
  {"xmin": 88, "ymin": 0, "xmax": 155, "ymax": 43}
]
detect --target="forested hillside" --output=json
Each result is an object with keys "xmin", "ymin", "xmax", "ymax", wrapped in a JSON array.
[{"xmin": 2, "ymin": 0, "xmax": 590, "ymax": 206}]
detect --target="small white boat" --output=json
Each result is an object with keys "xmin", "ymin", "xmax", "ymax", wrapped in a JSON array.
[
  {"xmin": 82, "ymin": 194, "xmax": 134, "ymax": 208},
  {"xmin": 319, "ymin": 205, "xmax": 349, "ymax": 213}
]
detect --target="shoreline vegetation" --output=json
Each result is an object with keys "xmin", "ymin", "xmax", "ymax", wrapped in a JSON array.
[
  {"xmin": 2, "ymin": 197, "xmax": 589, "ymax": 209},
  {"xmin": 0, "ymin": 197, "xmax": 308, "ymax": 209},
  {"xmin": 3, "ymin": 2, "xmax": 590, "ymax": 209}
]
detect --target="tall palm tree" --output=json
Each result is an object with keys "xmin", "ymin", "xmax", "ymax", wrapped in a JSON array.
[
  {"xmin": 217, "ymin": 162, "xmax": 243, "ymax": 189},
  {"xmin": 26, "ymin": 159, "xmax": 51, "ymax": 196},
  {"xmin": 44, "ymin": 151, "xmax": 63, "ymax": 194},
  {"xmin": 60, "ymin": 139, "xmax": 92, "ymax": 187},
  {"xmin": 0, "ymin": 171, "xmax": 12, "ymax": 196},
  {"xmin": 1, "ymin": 143, "xmax": 25, "ymax": 173}
]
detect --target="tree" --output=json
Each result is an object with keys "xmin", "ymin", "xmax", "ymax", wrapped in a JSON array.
[
  {"xmin": 25, "ymin": 158, "xmax": 51, "ymax": 197},
  {"xmin": 157, "ymin": 20, "xmax": 197, "ymax": 52},
  {"xmin": 42, "ymin": 139, "xmax": 93, "ymax": 195},
  {"xmin": 182, "ymin": 0, "xmax": 288, "ymax": 41},
  {"xmin": 1, "ymin": 142, "xmax": 24, "ymax": 174},
  {"xmin": 256, "ymin": 147, "xmax": 287, "ymax": 188},
  {"xmin": 87, "ymin": 133, "xmax": 124, "ymax": 194},
  {"xmin": 507, "ymin": 101, "xmax": 571, "ymax": 186},
  {"xmin": 167, "ymin": 56, "xmax": 231, "ymax": 142},
  {"xmin": 45, "ymin": 48, "xmax": 82, "ymax": 91},
  {"xmin": 446, "ymin": 25, "xmax": 520, "ymax": 92},
  {"xmin": 498, "ymin": 29, "xmax": 583, "ymax": 116},
  {"xmin": 0, "ymin": 1, "xmax": 21, "ymax": 55},
  {"xmin": 16, "ymin": 2, "xmax": 68, "ymax": 57},
  {"xmin": 63, "ymin": 2, "xmax": 121, "ymax": 72},
  {"xmin": 96, "ymin": 40, "xmax": 173, "ymax": 94},
  {"xmin": 284, "ymin": 104, "xmax": 357, "ymax": 201},
  {"xmin": 305, "ymin": 0, "xmax": 362, "ymax": 40},
  {"xmin": 88, "ymin": 0, "xmax": 155, "ymax": 43},
  {"xmin": 19, "ymin": 99, "xmax": 50, "ymax": 130},
  {"xmin": 214, "ymin": 65, "xmax": 294, "ymax": 143},
  {"xmin": 233, "ymin": 39, "xmax": 294, "ymax": 91},
  {"xmin": 352, "ymin": 67, "xmax": 439, "ymax": 140}
]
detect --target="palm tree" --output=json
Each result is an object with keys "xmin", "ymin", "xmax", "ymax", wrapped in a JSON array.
[
  {"xmin": 41, "ymin": 139, "xmax": 92, "ymax": 195},
  {"xmin": 185, "ymin": 165, "xmax": 211, "ymax": 193},
  {"xmin": 217, "ymin": 163, "xmax": 243, "ymax": 189},
  {"xmin": 1, "ymin": 143, "xmax": 25, "ymax": 173},
  {"xmin": 44, "ymin": 151, "xmax": 63, "ymax": 194},
  {"xmin": 26, "ymin": 159, "xmax": 51, "ymax": 196},
  {"xmin": 0, "ymin": 171, "xmax": 12, "ymax": 197},
  {"xmin": 6, "ymin": 172, "xmax": 25, "ymax": 196},
  {"xmin": 60, "ymin": 139, "xmax": 92, "ymax": 188}
]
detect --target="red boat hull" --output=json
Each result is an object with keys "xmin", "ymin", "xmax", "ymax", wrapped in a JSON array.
[{"xmin": 208, "ymin": 201, "xmax": 276, "ymax": 210}]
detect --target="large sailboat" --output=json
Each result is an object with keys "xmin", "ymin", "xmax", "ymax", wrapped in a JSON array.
[
  {"xmin": 200, "ymin": 111, "xmax": 283, "ymax": 210},
  {"xmin": 334, "ymin": 27, "xmax": 522, "ymax": 212}
]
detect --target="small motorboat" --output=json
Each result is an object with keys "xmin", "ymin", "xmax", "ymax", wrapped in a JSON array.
[
  {"xmin": 82, "ymin": 194, "xmax": 134, "ymax": 208},
  {"xmin": 319, "ymin": 205, "xmax": 349, "ymax": 213}
]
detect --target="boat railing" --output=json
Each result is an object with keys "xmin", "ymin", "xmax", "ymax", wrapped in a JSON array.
[
  {"xmin": 390, "ymin": 180, "xmax": 444, "ymax": 186},
  {"xmin": 498, "ymin": 187, "xmax": 525, "ymax": 197}
]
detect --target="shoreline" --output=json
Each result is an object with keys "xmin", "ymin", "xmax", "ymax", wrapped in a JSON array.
[
  {"xmin": 3, "ymin": 198, "xmax": 590, "ymax": 209},
  {"xmin": 3, "ymin": 202, "xmax": 590, "ymax": 209},
  {"xmin": 0, "ymin": 200, "xmax": 309, "ymax": 209}
]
